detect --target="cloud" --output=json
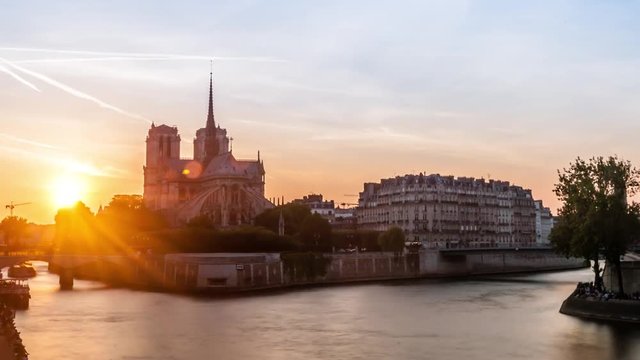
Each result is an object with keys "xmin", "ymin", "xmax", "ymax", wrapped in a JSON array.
[
  {"xmin": 0, "ymin": 144, "xmax": 128, "ymax": 178},
  {"xmin": 0, "ymin": 47, "xmax": 285, "ymax": 63},
  {"xmin": 0, "ymin": 57, "xmax": 152, "ymax": 124}
]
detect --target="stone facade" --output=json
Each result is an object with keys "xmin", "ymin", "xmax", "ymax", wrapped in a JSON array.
[
  {"xmin": 534, "ymin": 200, "xmax": 554, "ymax": 245},
  {"xmin": 292, "ymin": 194, "xmax": 336, "ymax": 222},
  {"xmin": 356, "ymin": 174, "xmax": 539, "ymax": 248},
  {"xmin": 143, "ymin": 73, "xmax": 273, "ymax": 226}
]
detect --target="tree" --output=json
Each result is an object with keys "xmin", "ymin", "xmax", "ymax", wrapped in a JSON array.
[
  {"xmin": 0, "ymin": 216, "xmax": 29, "ymax": 253},
  {"xmin": 254, "ymin": 203, "xmax": 311, "ymax": 235},
  {"xmin": 54, "ymin": 202, "xmax": 100, "ymax": 254},
  {"xmin": 298, "ymin": 213, "xmax": 332, "ymax": 251},
  {"xmin": 550, "ymin": 156, "xmax": 640, "ymax": 293},
  {"xmin": 186, "ymin": 215, "xmax": 216, "ymax": 229},
  {"xmin": 378, "ymin": 227, "xmax": 406, "ymax": 254},
  {"xmin": 96, "ymin": 195, "xmax": 166, "ymax": 251}
]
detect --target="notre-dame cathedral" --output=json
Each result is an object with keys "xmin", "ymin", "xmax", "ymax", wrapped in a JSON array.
[{"xmin": 143, "ymin": 72, "xmax": 273, "ymax": 226}]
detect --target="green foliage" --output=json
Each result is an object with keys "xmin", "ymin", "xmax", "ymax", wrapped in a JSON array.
[
  {"xmin": 0, "ymin": 216, "xmax": 29, "ymax": 251},
  {"xmin": 331, "ymin": 230, "xmax": 381, "ymax": 251},
  {"xmin": 254, "ymin": 203, "xmax": 311, "ymax": 235},
  {"xmin": 281, "ymin": 252, "xmax": 331, "ymax": 281},
  {"xmin": 377, "ymin": 227, "xmax": 406, "ymax": 253},
  {"xmin": 551, "ymin": 156, "xmax": 640, "ymax": 293},
  {"xmin": 298, "ymin": 213, "xmax": 332, "ymax": 251},
  {"xmin": 139, "ymin": 226, "xmax": 300, "ymax": 253},
  {"xmin": 186, "ymin": 215, "xmax": 216, "ymax": 229},
  {"xmin": 53, "ymin": 196, "xmax": 167, "ymax": 255},
  {"xmin": 97, "ymin": 195, "xmax": 166, "ymax": 239},
  {"xmin": 54, "ymin": 202, "xmax": 101, "ymax": 254}
]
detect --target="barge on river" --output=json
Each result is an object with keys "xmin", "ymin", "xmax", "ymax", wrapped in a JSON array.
[{"xmin": 0, "ymin": 280, "xmax": 30, "ymax": 310}]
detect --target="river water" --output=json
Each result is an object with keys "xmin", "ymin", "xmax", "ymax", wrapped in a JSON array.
[{"xmin": 12, "ymin": 262, "xmax": 640, "ymax": 360}]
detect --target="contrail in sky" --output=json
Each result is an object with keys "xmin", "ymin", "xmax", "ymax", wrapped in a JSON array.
[
  {"xmin": 0, "ymin": 57, "xmax": 152, "ymax": 124},
  {"xmin": 0, "ymin": 47, "xmax": 285, "ymax": 63},
  {"xmin": 0, "ymin": 63, "xmax": 41, "ymax": 92},
  {"xmin": 0, "ymin": 133, "xmax": 60, "ymax": 149},
  {"xmin": 14, "ymin": 56, "xmax": 177, "ymax": 64}
]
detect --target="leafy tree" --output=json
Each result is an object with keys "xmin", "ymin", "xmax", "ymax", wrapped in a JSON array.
[
  {"xmin": 96, "ymin": 195, "xmax": 166, "ymax": 251},
  {"xmin": 140, "ymin": 226, "xmax": 299, "ymax": 253},
  {"xmin": 331, "ymin": 230, "xmax": 382, "ymax": 252},
  {"xmin": 298, "ymin": 213, "xmax": 332, "ymax": 251},
  {"xmin": 254, "ymin": 203, "xmax": 311, "ymax": 236},
  {"xmin": 378, "ymin": 227, "xmax": 406, "ymax": 254},
  {"xmin": 551, "ymin": 156, "xmax": 640, "ymax": 293},
  {"xmin": 0, "ymin": 216, "xmax": 29, "ymax": 253},
  {"xmin": 54, "ymin": 202, "xmax": 99, "ymax": 254},
  {"xmin": 186, "ymin": 215, "xmax": 216, "ymax": 229}
]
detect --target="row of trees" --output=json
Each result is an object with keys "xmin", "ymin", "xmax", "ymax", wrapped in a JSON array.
[
  {"xmin": 551, "ymin": 156, "xmax": 640, "ymax": 294},
  {"xmin": 54, "ymin": 195, "xmax": 166, "ymax": 254},
  {"xmin": 253, "ymin": 203, "xmax": 405, "ymax": 252},
  {"xmin": 0, "ymin": 216, "xmax": 30, "ymax": 252},
  {"xmin": 50, "ymin": 196, "xmax": 407, "ymax": 255}
]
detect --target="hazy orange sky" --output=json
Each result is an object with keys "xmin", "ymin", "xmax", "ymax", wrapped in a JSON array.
[{"xmin": 2, "ymin": 1, "xmax": 640, "ymax": 224}]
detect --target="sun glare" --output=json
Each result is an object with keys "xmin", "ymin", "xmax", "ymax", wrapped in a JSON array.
[{"xmin": 50, "ymin": 175, "xmax": 87, "ymax": 209}]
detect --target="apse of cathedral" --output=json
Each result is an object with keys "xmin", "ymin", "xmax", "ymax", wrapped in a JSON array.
[{"xmin": 143, "ymin": 72, "xmax": 273, "ymax": 227}]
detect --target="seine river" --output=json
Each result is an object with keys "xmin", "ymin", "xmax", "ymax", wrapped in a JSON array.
[{"xmin": 12, "ymin": 262, "xmax": 640, "ymax": 360}]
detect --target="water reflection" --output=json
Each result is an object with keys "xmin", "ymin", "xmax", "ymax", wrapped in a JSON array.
[{"xmin": 12, "ymin": 264, "xmax": 640, "ymax": 360}]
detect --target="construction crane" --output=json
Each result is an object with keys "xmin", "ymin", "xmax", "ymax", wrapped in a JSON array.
[
  {"xmin": 341, "ymin": 194, "xmax": 358, "ymax": 209},
  {"xmin": 5, "ymin": 201, "xmax": 31, "ymax": 217}
]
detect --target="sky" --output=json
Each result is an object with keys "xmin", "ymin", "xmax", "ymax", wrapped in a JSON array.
[{"xmin": 1, "ymin": 0, "xmax": 640, "ymax": 224}]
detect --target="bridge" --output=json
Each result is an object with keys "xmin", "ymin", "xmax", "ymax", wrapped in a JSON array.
[{"xmin": 0, "ymin": 254, "xmax": 129, "ymax": 290}]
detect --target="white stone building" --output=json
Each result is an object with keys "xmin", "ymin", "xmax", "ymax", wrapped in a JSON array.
[
  {"xmin": 292, "ymin": 194, "xmax": 336, "ymax": 222},
  {"xmin": 534, "ymin": 200, "xmax": 554, "ymax": 245},
  {"xmin": 356, "ymin": 174, "xmax": 540, "ymax": 249}
]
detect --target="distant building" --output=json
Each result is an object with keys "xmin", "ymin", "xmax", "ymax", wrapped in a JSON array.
[
  {"xmin": 534, "ymin": 200, "xmax": 554, "ymax": 245},
  {"xmin": 143, "ymin": 72, "xmax": 273, "ymax": 226},
  {"xmin": 332, "ymin": 207, "xmax": 357, "ymax": 231},
  {"xmin": 291, "ymin": 194, "xmax": 336, "ymax": 222},
  {"xmin": 356, "ymin": 174, "xmax": 539, "ymax": 248}
]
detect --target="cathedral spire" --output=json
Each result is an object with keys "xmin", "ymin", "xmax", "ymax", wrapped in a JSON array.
[{"xmin": 206, "ymin": 61, "xmax": 215, "ymax": 129}]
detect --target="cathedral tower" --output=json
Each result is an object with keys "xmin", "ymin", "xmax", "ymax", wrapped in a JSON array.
[{"xmin": 143, "ymin": 124, "xmax": 181, "ymax": 210}]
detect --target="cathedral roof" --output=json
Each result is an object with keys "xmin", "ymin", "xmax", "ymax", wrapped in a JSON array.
[
  {"xmin": 200, "ymin": 152, "xmax": 261, "ymax": 178},
  {"xmin": 148, "ymin": 124, "xmax": 178, "ymax": 135}
]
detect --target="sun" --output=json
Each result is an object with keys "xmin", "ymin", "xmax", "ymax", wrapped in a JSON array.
[{"xmin": 50, "ymin": 175, "xmax": 87, "ymax": 209}]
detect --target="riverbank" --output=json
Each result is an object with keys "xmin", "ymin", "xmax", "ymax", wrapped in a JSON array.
[
  {"xmin": 560, "ymin": 285, "xmax": 640, "ymax": 324},
  {"xmin": 0, "ymin": 303, "xmax": 27, "ymax": 360},
  {"xmin": 55, "ymin": 250, "xmax": 586, "ymax": 294}
]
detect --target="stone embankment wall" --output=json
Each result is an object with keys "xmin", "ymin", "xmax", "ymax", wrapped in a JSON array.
[
  {"xmin": 420, "ymin": 250, "xmax": 585, "ymax": 277},
  {"xmin": 603, "ymin": 260, "xmax": 640, "ymax": 294},
  {"xmin": 66, "ymin": 249, "xmax": 585, "ymax": 292},
  {"xmin": 560, "ymin": 291, "xmax": 640, "ymax": 324}
]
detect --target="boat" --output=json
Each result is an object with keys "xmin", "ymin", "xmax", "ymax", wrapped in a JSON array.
[
  {"xmin": 8, "ymin": 263, "xmax": 37, "ymax": 278},
  {"xmin": 0, "ymin": 279, "xmax": 30, "ymax": 309}
]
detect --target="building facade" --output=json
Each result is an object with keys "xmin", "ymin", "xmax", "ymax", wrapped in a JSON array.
[
  {"xmin": 292, "ymin": 194, "xmax": 336, "ymax": 222},
  {"xmin": 143, "ymin": 73, "xmax": 273, "ymax": 226},
  {"xmin": 356, "ymin": 174, "xmax": 539, "ymax": 249},
  {"xmin": 534, "ymin": 200, "xmax": 554, "ymax": 245}
]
